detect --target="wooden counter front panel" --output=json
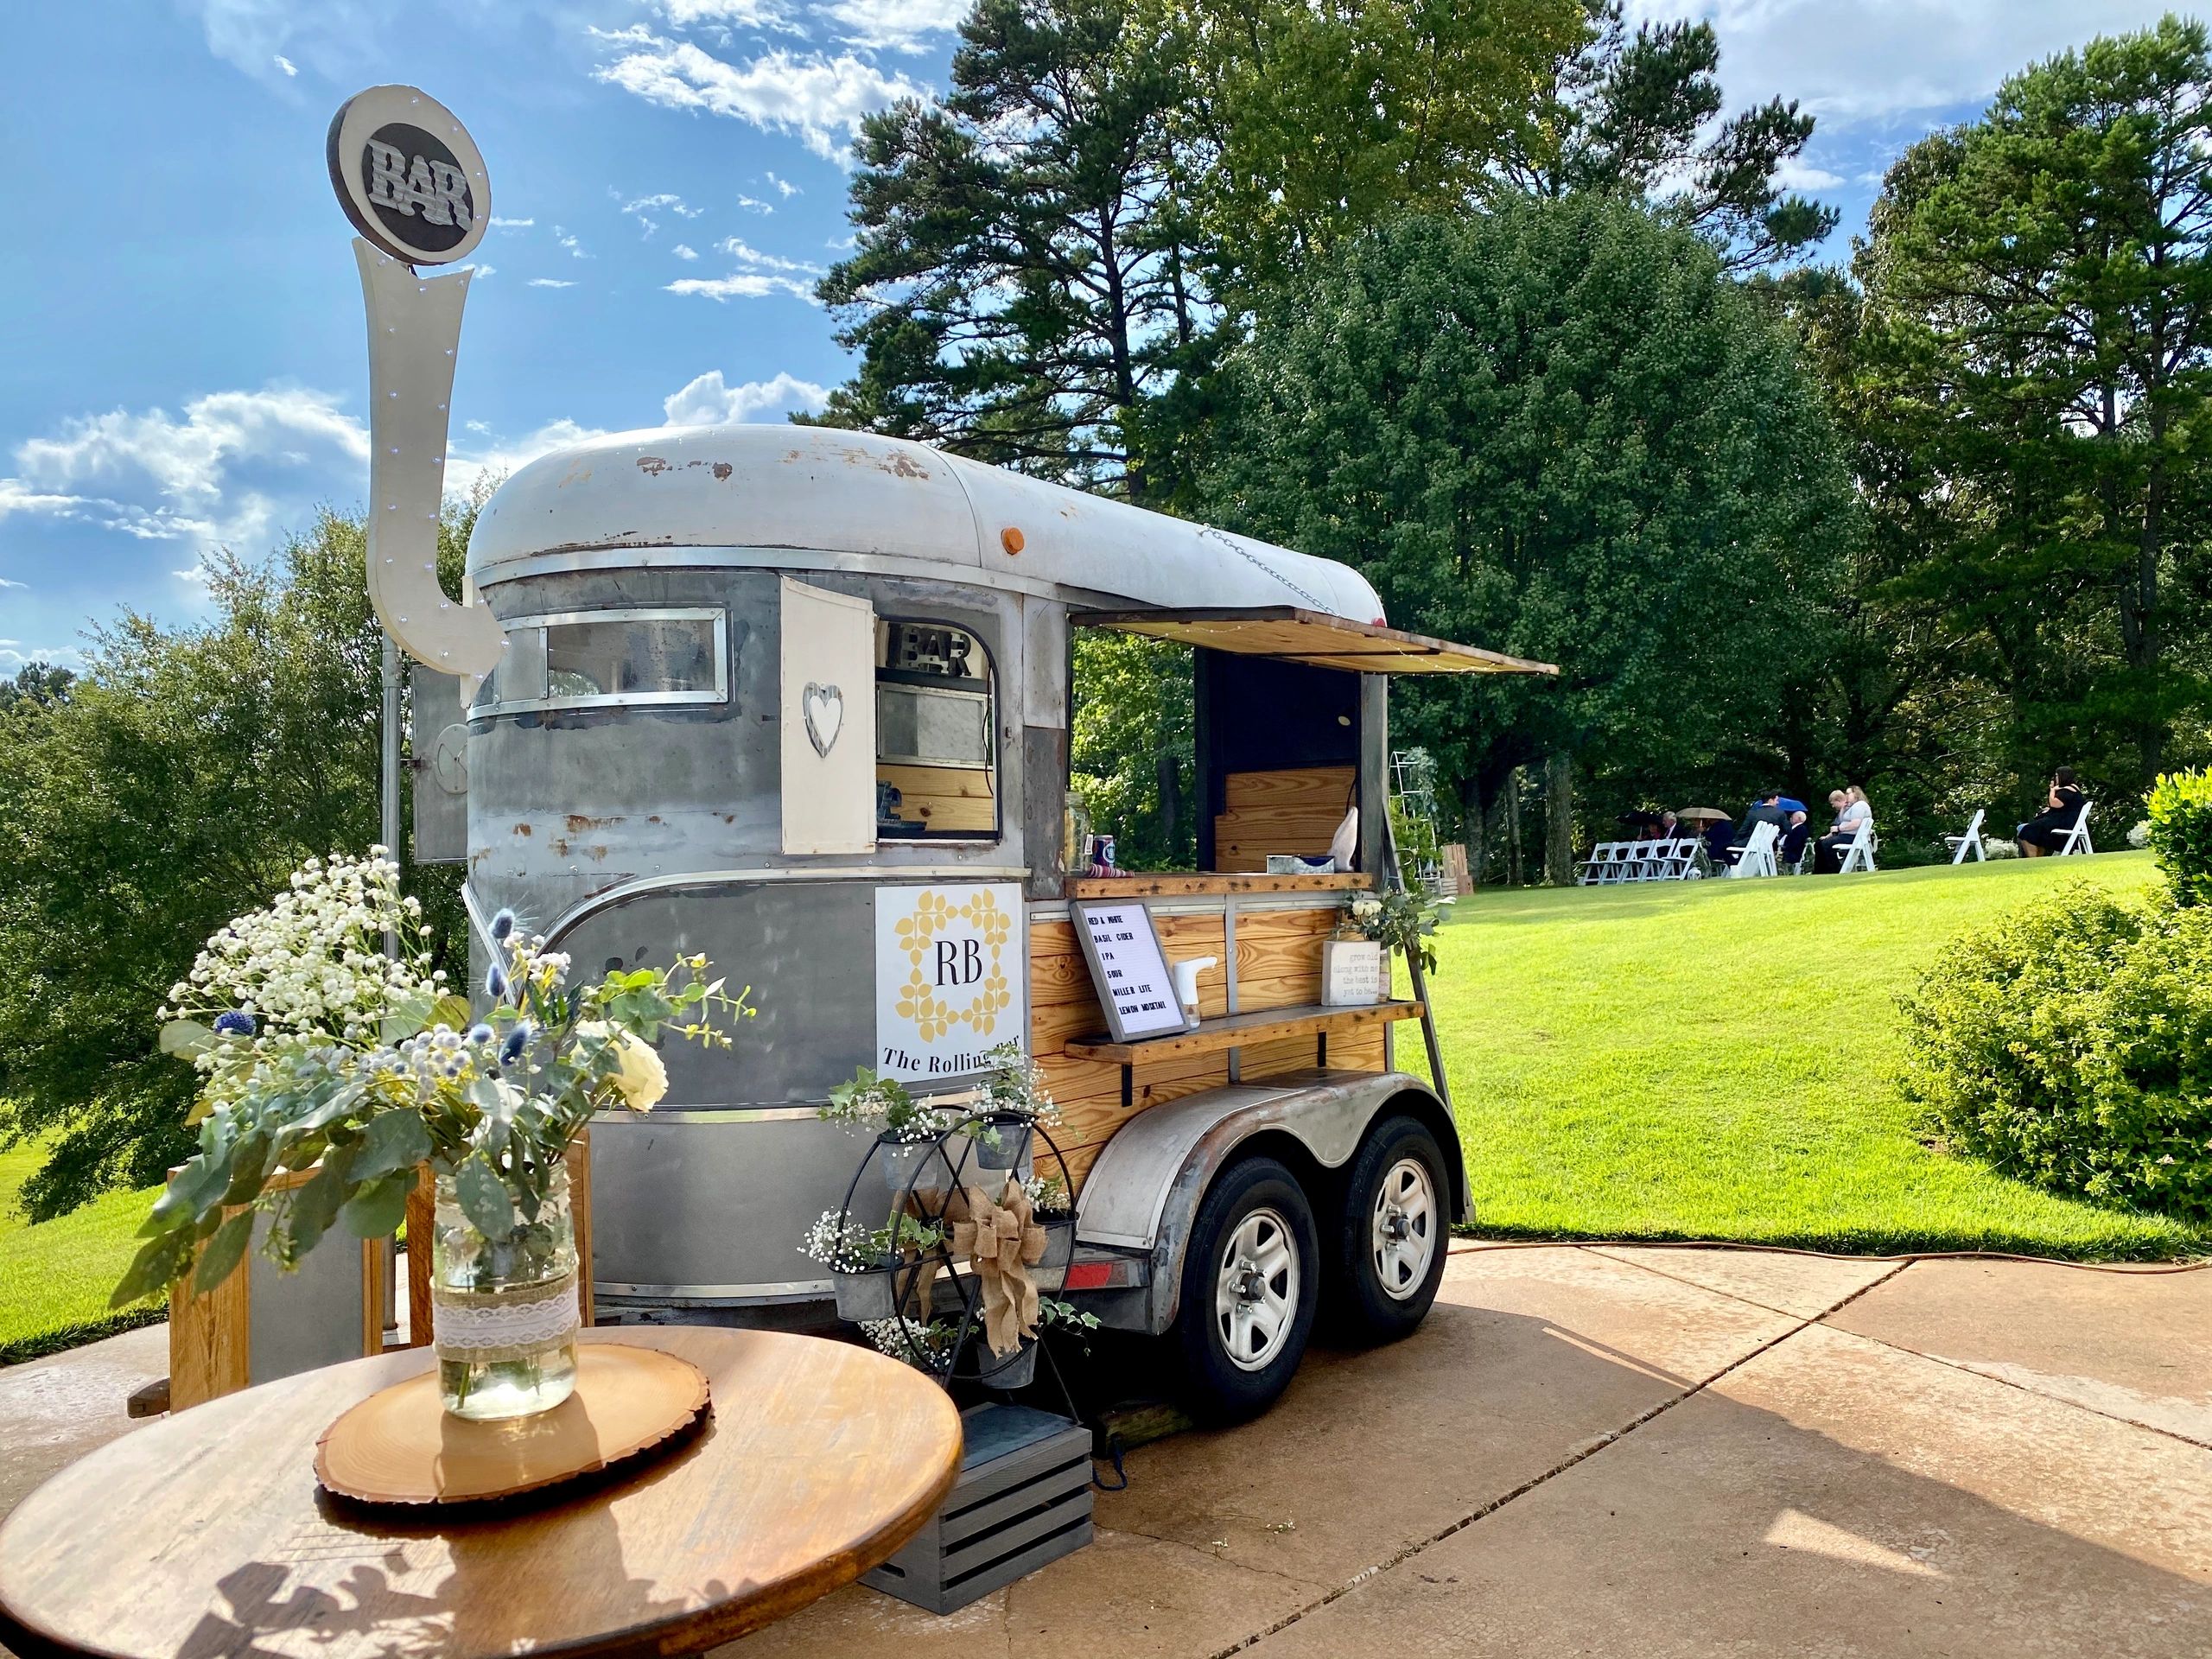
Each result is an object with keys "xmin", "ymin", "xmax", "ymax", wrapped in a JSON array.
[{"xmin": 1031, "ymin": 896, "xmax": 1390, "ymax": 1194}]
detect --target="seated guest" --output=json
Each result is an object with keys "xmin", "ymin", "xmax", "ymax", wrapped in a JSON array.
[
  {"xmin": 1777, "ymin": 798, "xmax": 1812, "ymax": 869},
  {"xmin": 2018, "ymin": 768, "xmax": 2088, "ymax": 856},
  {"xmin": 1702, "ymin": 817, "xmax": 1736, "ymax": 865},
  {"xmin": 1725, "ymin": 793, "xmax": 1786, "ymax": 866},
  {"xmin": 1814, "ymin": 788, "xmax": 1873, "ymax": 873}
]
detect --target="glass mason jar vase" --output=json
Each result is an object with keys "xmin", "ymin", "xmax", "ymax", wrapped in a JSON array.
[{"xmin": 430, "ymin": 1164, "xmax": 581, "ymax": 1421}]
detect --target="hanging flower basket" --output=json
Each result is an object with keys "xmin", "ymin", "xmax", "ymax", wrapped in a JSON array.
[
  {"xmin": 878, "ymin": 1132, "xmax": 957, "ymax": 1201},
  {"xmin": 1033, "ymin": 1215, "xmax": 1076, "ymax": 1293},
  {"xmin": 978, "ymin": 1338, "xmax": 1037, "ymax": 1391},
  {"xmin": 970, "ymin": 1116, "xmax": 1033, "ymax": 1173},
  {"xmin": 832, "ymin": 1260, "xmax": 899, "ymax": 1322}
]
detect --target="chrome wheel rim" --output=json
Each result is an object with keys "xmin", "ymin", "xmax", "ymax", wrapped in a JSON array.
[
  {"xmin": 1370, "ymin": 1157, "xmax": 1437, "ymax": 1300},
  {"xmin": 1215, "ymin": 1206, "xmax": 1300, "ymax": 1372}
]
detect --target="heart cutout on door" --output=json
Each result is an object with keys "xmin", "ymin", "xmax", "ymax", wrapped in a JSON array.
[{"xmin": 802, "ymin": 682, "xmax": 844, "ymax": 758}]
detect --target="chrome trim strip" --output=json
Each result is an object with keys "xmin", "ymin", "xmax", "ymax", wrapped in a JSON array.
[
  {"xmin": 596, "ymin": 1279, "xmax": 833, "ymax": 1299},
  {"xmin": 543, "ymin": 864, "xmax": 1030, "ymax": 942},
  {"xmin": 588, "ymin": 1107, "xmax": 826, "ymax": 1124},
  {"xmin": 477, "ymin": 544, "xmax": 1127, "ymax": 609}
]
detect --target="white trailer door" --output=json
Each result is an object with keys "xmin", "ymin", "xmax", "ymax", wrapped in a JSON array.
[{"xmin": 779, "ymin": 578, "xmax": 878, "ymax": 854}]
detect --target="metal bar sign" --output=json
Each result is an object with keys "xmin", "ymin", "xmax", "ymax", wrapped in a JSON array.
[{"xmin": 1072, "ymin": 900, "xmax": 1191, "ymax": 1045}]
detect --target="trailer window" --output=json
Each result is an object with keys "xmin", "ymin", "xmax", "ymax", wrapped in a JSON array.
[
  {"xmin": 876, "ymin": 620, "xmax": 997, "ymax": 839},
  {"xmin": 473, "ymin": 608, "xmax": 728, "ymax": 714}
]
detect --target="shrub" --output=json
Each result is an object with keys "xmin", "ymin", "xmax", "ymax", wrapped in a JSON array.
[
  {"xmin": 2146, "ymin": 768, "xmax": 2212, "ymax": 905},
  {"xmin": 1901, "ymin": 888, "xmax": 2212, "ymax": 1222}
]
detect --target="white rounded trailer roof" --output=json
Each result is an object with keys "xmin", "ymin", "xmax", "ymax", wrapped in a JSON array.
[{"xmin": 466, "ymin": 423, "xmax": 1387, "ymax": 622}]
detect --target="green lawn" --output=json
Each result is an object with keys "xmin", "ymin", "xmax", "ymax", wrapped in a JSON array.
[
  {"xmin": 1408, "ymin": 849, "xmax": 2205, "ymax": 1258},
  {"xmin": 0, "ymin": 1146, "xmax": 162, "ymax": 1363}
]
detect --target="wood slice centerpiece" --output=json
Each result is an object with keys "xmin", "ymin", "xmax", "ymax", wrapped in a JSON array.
[{"xmin": 315, "ymin": 1343, "xmax": 710, "ymax": 1506}]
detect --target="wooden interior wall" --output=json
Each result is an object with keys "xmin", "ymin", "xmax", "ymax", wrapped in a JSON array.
[
  {"xmin": 1213, "ymin": 766, "xmax": 1357, "ymax": 871},
  {"xmin": 878, "ymin": 762, "xmax": 995, "ymax": 834},
  {"xmin": 1032, "ymin": 896, "xmax": 1389, "ymax": 1194}
]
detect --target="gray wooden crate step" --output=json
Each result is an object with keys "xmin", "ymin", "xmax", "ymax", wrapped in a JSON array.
[{"xmin": 863, "ymin": 1402, "xmax": 1096, "ymax": 1614}]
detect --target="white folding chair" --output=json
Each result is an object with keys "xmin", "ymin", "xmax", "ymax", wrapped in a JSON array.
[
  {"xmin": 1727, "ymin": 820, "xmax": 1778, "ymax": 878},
  {"xmin": 1577, "ymin": 842, "xmax": 1623, "ymax": 885},
  {"xmin": 1834, "ymin": 819, "xmax": 1878, "ymax": 874},
  {"xmin": 2052, "ymin": 801, "xmax": 2094, "ymax": 856},
  {"xmin": 1624, "ymin": 842, "xmax": 1661, "ymax": 881},
  {"xmin": 1946, "ymin": 809, "xmax": 1986, "ymax": 864}
]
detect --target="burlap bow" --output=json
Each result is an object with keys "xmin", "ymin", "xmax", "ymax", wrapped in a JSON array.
[{"xmin": 938, "ymin": 1177, "xmax": 1047, "ymax": 1357}]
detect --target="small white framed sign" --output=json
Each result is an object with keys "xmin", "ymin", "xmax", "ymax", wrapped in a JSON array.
[
  {"xmin": 1072, "ymin": 899, "xmax": 1191, "ymax": 1044},
  {"xmin": 1322, "ymin": 939, "xmax": 1386, "ymax": 1007}
]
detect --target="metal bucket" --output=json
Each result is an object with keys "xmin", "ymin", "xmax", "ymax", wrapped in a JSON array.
[
  {"xmin": 1033, "ymin": 1217, "xmax": 1075, "ymax": 1293},
  {"xmin": 879, "ymin": 1135, "xmax": 957, "ymax": 1203},
  {"xmin": 978, "ymin": 1338, "xmax": 1037, "ymax": 1391},
  {"xmin": 833, "ymin": 1264, "xmax": 898, "ymax": 1322}
]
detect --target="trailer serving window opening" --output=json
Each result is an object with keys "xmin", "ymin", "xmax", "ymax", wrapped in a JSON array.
[
  {"xmin": 875, "ymin": 618, "xmax": 998, "ymax": 840},
  {"xmin": 471, "ymin": 607, "xmax": 728, "ymax": 715}
]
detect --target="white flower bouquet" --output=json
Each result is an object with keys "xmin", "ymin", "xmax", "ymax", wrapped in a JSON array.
[{"xmin": 118, "ymin": 849, "xmax": 750, "ymax": 1308}]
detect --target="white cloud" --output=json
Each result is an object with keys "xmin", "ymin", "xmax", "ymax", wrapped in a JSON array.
[
  {"xmin": 592, "ymin": 29, "xmax": 925, "ymax": 162},
  {"xmin": 176, "ymin": 0, "xmax": 397, "ymax": 77},
  {"xmin": 664, "ymin": 369, "xmax": 830, "ymax": 426},
  {"xmin": 717, "ymin": 236, "xmax": 823, "ymax": 274},
  {"xmin": 767, "ymin": 170, "xmax": 800, "ymax": 198},
  {"xmin": 1626, "ymin": 0, "xmax": 2179, "ymax": 125},
  {"xmin": 0, "ymin": 643, "xmax": 85, "ymax": 671},
  {"xmin": 645, "ymin": 0, "xmax": 804, "ymax": 33},
  {"xmin": 473, "ymin": 263, "xmax": 498, "ymax": 278},
  {"xmin": 552, "ymin": 226, "xmax": 588, "ymax": 259},
  {"xmin": 737, "ymin": 194, "xmax": 774, "ymax": 213},
  {"xmin": 665, "ymin": 273, "xmax": 819, "ymax": 302},
  {"xmin": 528, "ymin": 278, "xmax": 578, "ymax": 289},
  {"xmin": 491, "ymin": 216, "xmax": 536, "ymax": 229},
  {"xmin": 1772, "ymin": 158, "xmax": 1845, "ymax": 191},
  {"xmin": 445, "ymin": 419, "xmax": 610, "ymax": 499},
  {"xmin": 820, "ymin": 0, "xmax": 966, "ymax": 54},
  {"xmin": 0, "ymin": 576, "xmax": 26, "ymax": 590},
  {"xmin": 8, "ymin": 386, "xmax": 372, "ymax": 555},
  {"xmin": 273, "ymin": 53, "xmax": 296, "ymax": 75},
  {"xmin": 620, "ymin": 192, "xmax": 707, "ymax": 238},
  {"xmin": 672, "ymin": 243, "xmax": 701, "ymax": 259}
]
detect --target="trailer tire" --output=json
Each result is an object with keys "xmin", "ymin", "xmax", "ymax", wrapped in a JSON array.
[
  {"xmin": 1173, "ymin": 1157, "xmax": 1319, "ymax": 1424},
  {"xmin": 1330, "ymin": 1116, "xmax": 1449, "ymax": 1343}
]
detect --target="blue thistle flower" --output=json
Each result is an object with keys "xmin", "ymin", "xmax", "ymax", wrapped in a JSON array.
[
  {"xmin": 499, "ymin": 1023, "xmax": 531, "ymax": 1064},
  {"xmin": 490, "ymin": 907, "xmax": 516, "ymax": 943},
  {"xmin": 486, "ymin": 964, "xmax": 508, "ymax": 999},
  {"xmin": 467, "ymin": 1023, "xmax": 494, "ymax": 1045},
  {"xmin": 213, "ymin": 1011, "xmax": 257, "ymax": 1037}
]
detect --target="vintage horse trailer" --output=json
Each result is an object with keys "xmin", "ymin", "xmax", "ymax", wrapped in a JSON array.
[{"xmin": 436, "ymin": 421, "xmax": 1551, "ymax": 1418}]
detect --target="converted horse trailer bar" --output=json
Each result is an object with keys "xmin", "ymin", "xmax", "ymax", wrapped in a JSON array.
[{"xmin": 441, "ymin": 420, "xmax": 1552, "ymax": 1416}]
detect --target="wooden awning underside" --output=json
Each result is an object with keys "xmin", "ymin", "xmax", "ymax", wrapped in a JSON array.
[{"xmin": 1081, "ymin": 607, "xmax": 1557, "ymax": 677}]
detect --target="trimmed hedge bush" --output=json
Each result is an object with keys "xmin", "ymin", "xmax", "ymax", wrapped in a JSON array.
[
  {"xmin": 1901, "ymin": 889, "xmax": 2212, "ymax": 1222},
  {"xmin": 2147, "ymin": 767, "xmax": 2212, "ymax": 906}
]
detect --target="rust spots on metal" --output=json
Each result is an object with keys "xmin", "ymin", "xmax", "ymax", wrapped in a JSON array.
[
  {"xmin": 881, "ymin": 452, "xmax": 930, "ymax": 479},
  {"xmin": 566, "ymin": 813, "xmax": 620, "ymax": 833},
  {"xmin": 635, "ymin": 455, "xmax": 671, "ymax": 476},
  {"xmin": 711, "ymin": 462, "xmax": 733, "ymax": 480},
  {"xmin": 512, "ymin": 823, "xmax": 533, "ymax": 836}
]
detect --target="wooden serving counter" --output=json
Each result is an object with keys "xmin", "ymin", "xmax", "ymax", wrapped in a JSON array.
[{"xmin": 1029, "ymin": 870, "xmax": 1389, "ymax": 1189}]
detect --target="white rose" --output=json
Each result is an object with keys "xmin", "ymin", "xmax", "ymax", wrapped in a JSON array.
[{"xmin": 579, "ymin": 1022, "xmax": 669, "ymax": 1112}]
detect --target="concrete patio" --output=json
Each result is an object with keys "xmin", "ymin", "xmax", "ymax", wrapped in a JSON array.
[{"xmin": 2, "ymin": 1243, "xmax": 2206, "ymax": 1658}]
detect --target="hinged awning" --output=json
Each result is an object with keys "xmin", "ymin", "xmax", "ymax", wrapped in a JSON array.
[{"xmin": 1080, "ymin": 607, "xmax": 1557, "ymax": 677}]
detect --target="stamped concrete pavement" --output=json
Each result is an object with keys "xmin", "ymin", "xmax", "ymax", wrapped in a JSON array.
[{"xmin": 744, "ymin": 1244, "xmax": 2212, "ymax": 1659}]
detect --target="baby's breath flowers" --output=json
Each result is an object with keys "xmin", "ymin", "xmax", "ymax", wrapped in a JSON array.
[{"xmin": 119, "ymin": 852, "xmax": 751, "ymax": 1306}]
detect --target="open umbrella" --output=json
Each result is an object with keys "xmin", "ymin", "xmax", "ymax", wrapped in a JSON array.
[{"xmin": 1675, "ymin": 806, "xmax": 1728, "ymax": 824}]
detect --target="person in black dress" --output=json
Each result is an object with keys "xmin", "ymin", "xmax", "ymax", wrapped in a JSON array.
[{"xmin": 2018, "ymin": 768, "xmax": 2088, "ymax": 856}]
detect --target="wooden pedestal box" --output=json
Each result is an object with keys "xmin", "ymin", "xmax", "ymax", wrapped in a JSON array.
[{"xmin": 861, "ymin": 1402, "xmax": 1094, "ymax": 1613}]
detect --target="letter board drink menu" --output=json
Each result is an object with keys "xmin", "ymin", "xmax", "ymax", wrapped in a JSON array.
[{"xmin": 1072, "ymin": 899, "xmax": 1192, "ymax": 1044}]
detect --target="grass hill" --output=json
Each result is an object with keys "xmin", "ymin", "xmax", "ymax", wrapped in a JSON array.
[{"xmin": 1415, "ymin": 850, "xmax": 2202, "ymax": 1258}]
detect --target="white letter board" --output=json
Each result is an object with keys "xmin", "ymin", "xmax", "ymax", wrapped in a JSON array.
[{"xmin": 1072, "ymin": 899, "xmax": 1192, "ymax": 1044}]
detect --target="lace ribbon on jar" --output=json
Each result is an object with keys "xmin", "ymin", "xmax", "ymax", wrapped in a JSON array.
[{"xmin": 431, "ymin": 1272, "xmax": 581, "ymax": 1363}]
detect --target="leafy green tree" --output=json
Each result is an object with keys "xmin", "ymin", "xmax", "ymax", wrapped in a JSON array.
[
  {"xmin": 1170, "ymin": 0, "xmax": 1586, "ymax": 296},
  {"xmin": 0, "ymin": 662, "xmax": 76, "ymax": 714},
  {"xmin": 1069, "ymin": 631, "xmax": 1195, "ymax": 868},
  {"xmin": 1496, "ymin": 1, "xmax": 1837, "ymax": 270},
  {"xmin": 814, "ymin": 0, "xmax": 1210, "ymax": 502},
  {"xmin": 0, "ymin": 507, "xmax": 472, "ymax": 1220},
  {"xmin": 1853, "ymin": 15, "xmax": 2212, "ymax": 810},
  {"xmin": 1198, "ymin": 199, "xmax": 1856, "ymax": 861}
]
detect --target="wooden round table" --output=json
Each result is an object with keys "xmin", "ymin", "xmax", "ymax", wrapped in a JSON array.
[{"xmin": 0, "ymin": 1327, "xmax": 962, "ymax": 1659}]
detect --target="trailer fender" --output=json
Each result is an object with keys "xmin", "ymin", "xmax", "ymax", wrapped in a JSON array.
[{"xmin": 1073, "ymin": 1071, "xmax": 1464, "ymax": 1334}]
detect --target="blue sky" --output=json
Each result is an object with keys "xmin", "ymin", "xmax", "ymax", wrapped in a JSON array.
[{"xmin": 0, "ymin": 0, "xmax": 2181, "ymax": 670}]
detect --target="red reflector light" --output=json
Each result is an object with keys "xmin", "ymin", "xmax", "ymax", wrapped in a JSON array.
[{"xmin": 1062, "ymin": 1262, "xmax": 1111, "ymax": 1290}]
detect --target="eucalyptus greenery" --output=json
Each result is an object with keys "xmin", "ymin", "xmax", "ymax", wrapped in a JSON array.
[
  {"xmin": 1347, "ymin": 889, "xmax": 1442, "ymax": 977},
  {"xmin": 114, "ymin": 851, "xmax": 750, "ymax": 1307}
]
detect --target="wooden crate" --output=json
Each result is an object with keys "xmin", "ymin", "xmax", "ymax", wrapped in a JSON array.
[{"xmin": 861, "ymin": 1403, "xmax": 1094, "ymax": 1613}]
